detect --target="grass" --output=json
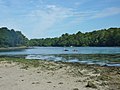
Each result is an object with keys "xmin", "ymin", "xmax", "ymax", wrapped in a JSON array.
[
  {"xmin": 0, "ymin": 57, "xmax": 40, "ymax": 68},
  {"xmin": 0, "ymin": 57, "xmax": 65, "ymax": 70}
]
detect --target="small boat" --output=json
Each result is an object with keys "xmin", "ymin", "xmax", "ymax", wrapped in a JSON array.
[
  {"xmin": 64, "ymin": 48, "xmax": 69, "ymax": 51},
  {"xmin": 73, "ymin": 49, "xmax": 78, "ymax": 52},
  {"xmin": 64, "ymin": 49, "xmax": 69, "ymax": 51}
]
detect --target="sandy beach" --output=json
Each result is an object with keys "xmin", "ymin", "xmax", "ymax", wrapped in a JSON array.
[{"xmin": 0, "ymin": 58, "xmax": 120, "ymax": 90}]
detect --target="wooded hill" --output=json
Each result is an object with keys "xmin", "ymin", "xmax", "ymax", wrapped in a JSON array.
[
  {"xmin": 29, "ymin": 28, "xmax": 120, "ymax": 47},
  {"xmin": 0, "ymin": 27, "xmax": 28, "ymax": 47}
]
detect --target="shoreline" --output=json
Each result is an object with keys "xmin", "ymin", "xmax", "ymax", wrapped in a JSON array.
[
  {"xmin": 0, "ymin": 54, "xmax": 120, "ymax": 67},
  {"xmin": 0, "ymin": 57, "xmax": 120, "ymax": 90},
  {"xmin": 0, "ymin": 46, "xmax": 29, "ymax": 51}
]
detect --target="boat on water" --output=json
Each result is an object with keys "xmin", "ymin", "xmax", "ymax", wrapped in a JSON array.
[
  {"xmin": 64, "ymin": 48, "xmax": 69, "ymax": 51},
  {"xmin": 64, "ymin": 49, "xmax": 69, "ymax": 51},
  {"xmin": 73, "ymin": 49, "xmax": 78, "ymax": 52}
]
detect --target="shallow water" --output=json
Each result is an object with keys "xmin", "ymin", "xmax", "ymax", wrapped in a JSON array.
[
  {"xmin": 0, "ymin": 47, "xmax": 120, "ymax": 67},
  {"xmin": 25, "ymin": 54, "xmax": 120, "ymax": 67}
]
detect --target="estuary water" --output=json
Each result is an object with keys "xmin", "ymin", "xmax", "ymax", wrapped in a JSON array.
[
  {"xmin": 0, "ymin": 47, "xmax": 120, "ymax": 66},
  {"xmin": 0, "ymin": 47, "xmax": 120, "ymax": 55}
]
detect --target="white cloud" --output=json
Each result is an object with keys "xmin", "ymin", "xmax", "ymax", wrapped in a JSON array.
[
  {"xmin": 92, "ymin": 7, "xmax": 120, "ymax": 18},
  {"xmin": 0, "ymin": 0, "xmax": 120, "ymax": 38},
  {"xmin": 26, "ymin": 4, "xmax": 97, "ymax": 33},
  {"xmin": 74, "ymin": 2, "xmax": 81, "ymax": 6},
  {"xmin": 21, "ymin": 4, "xmax": 95, "ymax": 38},
  {"xmin": 74, "ymin": 0, "xmax": 93, "ymax": 6},
  {"xmin": 74, "ymin": 0, "xmax": 87, "ymax": 6},
  {"xmin": 26, "ymin": 5, "xmax": 74, "ymax": 33}
]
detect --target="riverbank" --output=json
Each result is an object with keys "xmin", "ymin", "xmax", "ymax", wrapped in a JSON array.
[
  {"xmin": 0, "ymin": 57, "xmax": 120, "ymax": 90},
  {"xmin": 0, "ymin": 46, "xmax": 29, "ymax": 51}
]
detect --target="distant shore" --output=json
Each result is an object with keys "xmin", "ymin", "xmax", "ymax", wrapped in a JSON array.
[
  {"xmin": 0, "ymin": 57, "xmax": 120, "ymax": 90},
  {"xmin": 0, "ymin": 46, "xmax": 29, "ymax": 51}
]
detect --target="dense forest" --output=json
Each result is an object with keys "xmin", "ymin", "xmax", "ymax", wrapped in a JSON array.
[
  {"xmin": 29, "ymin": 28, "xmax": 120, "ymax": 47},
  {"xmin": 0, "ymin": 27, "xmax": 120, "ymax": 47},
  {"xmin": 0, "ymin": 27, "xmax": 28, "ymax": 47}
]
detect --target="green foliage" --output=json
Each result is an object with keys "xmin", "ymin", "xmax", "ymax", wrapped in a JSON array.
[
  {"xmin": 0, "ymin": 27, "xmax": 28, "ymax": 47},
  {"xmin": 1, "ymin": 27, "xmax": 119, "ymax": 47},
  {"xmin": 29, "ymin": 28, "xmax": 120, "ymax": 47}
]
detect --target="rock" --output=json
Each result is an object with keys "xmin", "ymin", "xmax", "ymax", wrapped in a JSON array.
[
  {"xmin": 32, "ymin": 82, "xmax": 40, "ymax": 84},
  {"xmin": 37, "ymin": 71, "xmax": 41, "ymax": 73},
  {"xmin": 86, "ymin": 81, "xmax": 97, "ymax": 88},
  {"xmin": 32, "ymin": 82, "xmax": 35, "ymax": 84},
  {"xmin": 117, "ymin": 72, "xmax": 120, "ymax": 74},
  {"xmin": 20, "ymin": 65, "xmax": 29, "ymax": 70},
  {"xmin": 47, "ymin": 81, "xmax": 52, "ymax": 83},
  {"xmin": 73, "ymin": 88, "xmax": 79, "ymax": 90},
  {"xmin": 75, "ymin": 80, "xmax": 82, "ymax": 82},
  {"xmin": 21, "ymin": 80, "xmax": 24, "ymax": 81},
  {"xmin": 58, "ymin": 82, "xmax": 63, "ymax": 84}
]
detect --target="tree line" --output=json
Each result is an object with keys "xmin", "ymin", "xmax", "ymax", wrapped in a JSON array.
[
  {"xmin": 0, "ymin": 27, "xmax": 28, "ymax": 47},
  {"xmin": 29, "ymin": 28, "xmax": 120, "ymax": 47},
  {"xmin": 0, "ymin": 27, "xmax": 120, "ymax": 47}
]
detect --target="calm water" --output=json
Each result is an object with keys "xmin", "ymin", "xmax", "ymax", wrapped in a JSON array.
[
  {"xmin": 0, "ymin": 47, "xmax": 120, "ymax": 55},
  {"xmin": 0, "ymin": 47, "xmax": 120, "ymax": 66}
]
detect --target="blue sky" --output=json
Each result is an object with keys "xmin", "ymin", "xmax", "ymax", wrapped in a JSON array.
[{"xmin": 0, "ymin": 0, "xmax": 120, "ymax": 39}]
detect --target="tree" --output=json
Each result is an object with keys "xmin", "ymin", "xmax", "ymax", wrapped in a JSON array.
[
  {"xmin": 0, "ymin": 27, "xmax": 28, "ymax": 47},
  {"xmin": 29, "ymin": 27, "xmax": 120, "ymax": 47}
]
